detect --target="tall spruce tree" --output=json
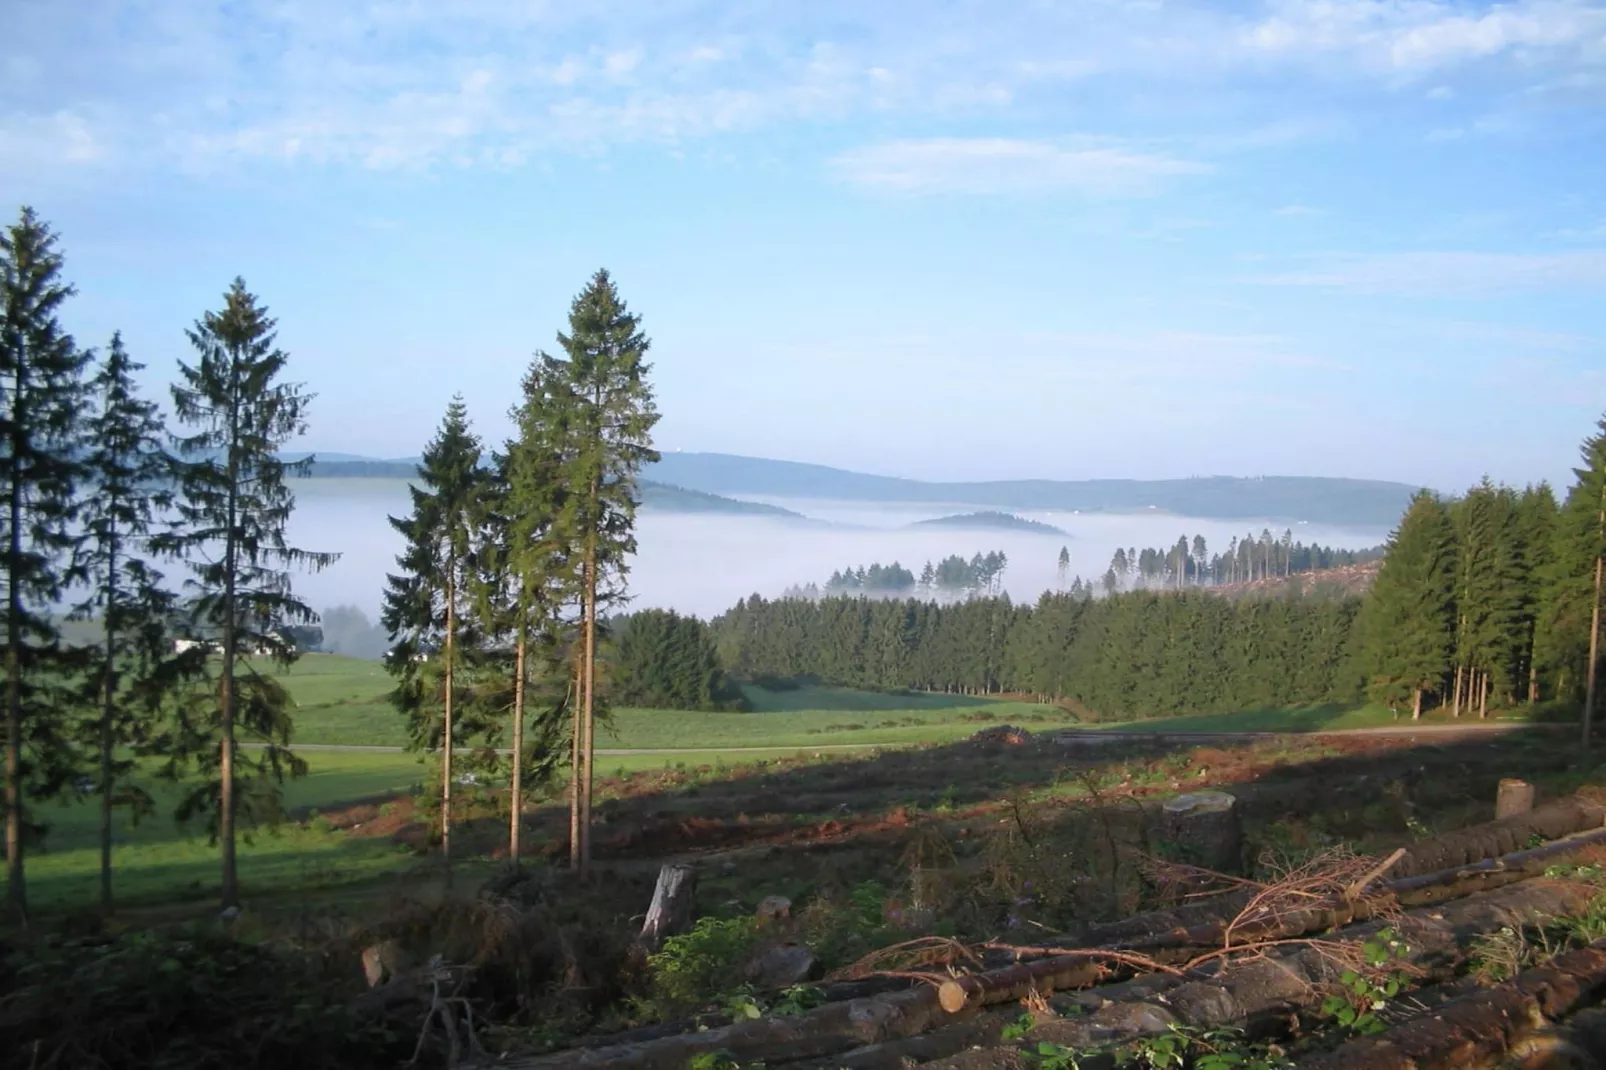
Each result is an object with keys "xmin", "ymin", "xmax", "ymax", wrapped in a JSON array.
[
  {"xmin": 493, "ymin": 359, "xmax": 580, "ymax": 865},
  {"xmin": 0, "ymin": 207, "xmax": 90, "ymax": 923},
  {"xmin": 161, "ymin": 279, "xmax": 335, "ymax": 911},
  {"xmin": 1356, "ymin": 490, "xmax": 1456, "ymax": 719},
  {"xmin": 546, "ymin": 270, "xmax": 659, "ymax": 872},
  {"xmin": 1562, "ymin": 415, "xmax": 1606, "ymax": 745},
  {"xmin": 71, "ymin": 334, "xmax": 187, "ymax": 914},
  {"xmin": 381, "ymin": 398, "xmax": 485, "ymax": 882}
]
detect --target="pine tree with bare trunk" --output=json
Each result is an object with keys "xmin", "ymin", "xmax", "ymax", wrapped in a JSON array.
[
  {"xmin": 382, "ymin": 398, "xmax": 485, "ymax": 886},
  {"xmin": 158, "ymin": 279, "xmax": 335, "ymax": 913},
  {"xmin": 0, "ymin": 207, "xmax": 90, "ymax": 926},
  {"xmin": 544, "ymin": 270, "xmax": 659, "ymax": 873}
]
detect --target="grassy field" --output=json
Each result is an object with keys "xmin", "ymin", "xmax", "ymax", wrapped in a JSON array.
[
  {"xmin": 30, "ymin": 750, "xmax": 426, "ymax": 912},
  {"xmin": 1090, "ymin": 702, "xmax": 1544, "ymax": 734},
  {"xmin": 275, "ymin": 653, "xmax": 1072, "ymax": 750}
]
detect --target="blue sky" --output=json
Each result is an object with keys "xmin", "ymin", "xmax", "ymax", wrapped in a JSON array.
[{"xmin": 2, "ymin": 0, "xmax": 1603, "ymax": 492}]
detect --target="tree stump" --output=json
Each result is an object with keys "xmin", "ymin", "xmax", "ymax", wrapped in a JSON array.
[
  {"xmin": 638, "ymin": 864, "xmax": 697, "ymax": 955},
  {"xmin": 1497, "ymin": 779, "xmax": 1536, "ymax": 820},
  {"xmin": 1160, "ymin": 791, "xmax": 1242, "ymax": 875}
]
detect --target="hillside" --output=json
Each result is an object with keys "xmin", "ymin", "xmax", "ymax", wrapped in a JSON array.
[
  {"xmin": 290, "ymin": 456, "xmax": 802, "ymax": 518},
  {"xmin": 646, "ymin": 452, "xmax": 1419, "ymax": 527},
  {"xmin": 910, "ymin": 511, "xmax": 1066, "ymax": 536}
]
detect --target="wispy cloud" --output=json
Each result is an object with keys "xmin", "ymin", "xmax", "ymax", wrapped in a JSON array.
[
  {"xmin": 1250, "ymin": 249, "xmax": 1606, "ymax": 295},
  {"xmin": 830, "ymin": 138, "xmax": 1208, "ymax": 195},
  {"xmin": 2, "ymin": 0, "xmax": 1603, "ymax": 177},
  {"xmin": 1272, "ymin": 203, "xmax": 1326, "ymax": 217}
]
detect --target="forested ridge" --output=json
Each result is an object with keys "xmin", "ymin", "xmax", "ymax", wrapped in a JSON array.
[{"xmin": 704, "ymin": 422, "xmax": 1606, "ymax": 726}]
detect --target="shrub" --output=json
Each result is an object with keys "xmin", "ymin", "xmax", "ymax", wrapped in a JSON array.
[{"xmin": 647, "ymin": 916, "xmax": 761, "ymax": 1010}]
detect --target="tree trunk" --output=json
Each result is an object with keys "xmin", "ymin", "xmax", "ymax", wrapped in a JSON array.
[
  {"xmin": 1478, "ymin": 668, "xmax": 1489, "ymax": 719},
  {"xmin": 638, "ymin": 863, "xmax": 697, "ymax": 954},
  {"xmin": 509, "ymin": 629, "xmax": 525, "ymax": 867},
  {"xmin": 100, "ymin": 539, "xmax": 117, "ymax": 915},
  {"xmin": 1586, "ymin": 548, "xmax": 1604, "ymax": 749},
  {"xmin": 581, "ymin": 537, "xmax": 597, "ymax": 874},
  {"xmin": 5, "ymin": 431, "xmax": 24, "ymax": 926},
  {"xmin": 1452, "ymin": 664, "xmax": 1464, "ymax": 718},
  {"xmin": 1529, "ymin": 630, "xmax": 1540, "ymax": 704},
  {"xmin": 1411, "ymin": 688, "xmax": 1422, "ymax": 721},
  {"xmin": 441, "ymin": 568, "xmax": 454, "ymax": 887},
  {"xmin": 569, "ymin": 658, "xmax": 581, "ymax": 871},
  {"xmin": 220, "ymin": 456, "xmax": 239, "ymax": 912}
]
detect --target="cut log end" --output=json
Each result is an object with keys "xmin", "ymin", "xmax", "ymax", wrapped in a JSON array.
[{"xmin": 937, "ymin": 980, "xmax": 969, "ymax": 1014}]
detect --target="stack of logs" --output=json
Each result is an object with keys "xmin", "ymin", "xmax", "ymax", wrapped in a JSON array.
[{"xmin": 501, "ymin": 778, "xmax": 1606, "ymax": 1070}]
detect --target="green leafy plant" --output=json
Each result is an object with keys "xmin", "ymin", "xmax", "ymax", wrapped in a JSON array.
[
  {"xmin": 648, "ymin": 916, "xmax": 762, "ymax": 1010},
  {"xmin": 1002, "ymin": 1012, "xmax": 1037, "ymax": 1042},
  {"xmin": 771, "ymin": 985, "xmax": 826, "ymax": 1017},
  {"xmin": 1318, "ymin": 928, "xmax": 1410, "ymax": 1035},
  {"xmin": 1023, "ymin": 1040, "xmax": 1100, "ymax": 1069},
  {"xmin": 723, "ymin": 990, "xmax": 763, "ymax": 1021}
]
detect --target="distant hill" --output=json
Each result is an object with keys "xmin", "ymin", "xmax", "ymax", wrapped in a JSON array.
[
  {"xmin": 910, "ymin": 511, "xmax": 1067, "ymax": 536},
  {"xmin": 646, "ymin": 452, "xmax": 1417, "ymax": 527},
  {"xmin": 290, "ymin": 456, "xmax": 801, "ymax": 518},
  {"xmin": 637, "ymin": 481, "xmax": 804, "ymax": 518}
]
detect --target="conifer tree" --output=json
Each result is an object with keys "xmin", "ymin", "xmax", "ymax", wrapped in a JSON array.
[
  {"xmin": 1355, "ymin": 490, "xmax": 1456, "ymax": 719},
  {"xmin": 1560, "ymin": 415, "xmax": 1606, "ymax": 744},
  {"xmin": 545, "ymin": 270, "xmax": 659, "ymax": 872},
  {"xmin": 1057, "ymin": 546, "xmax": 1070, "ymax": 591},
  {"xmin": 0, "ymin": 207, "xmax": 90, "ymax": 923},
  {"xmin": 71, "ymin": 334, "xmax": 188, "ymax": 914},
  {"xmin": 160, "ymin": 279, "xmax": 335, "ymax": 911},
  {"xmin": 381, "ymin": 398, "xmax": 485, "ymax": 883},
  {"xmin": 492, "ymin": 358, "xmax": 583, "ymax": 865}
]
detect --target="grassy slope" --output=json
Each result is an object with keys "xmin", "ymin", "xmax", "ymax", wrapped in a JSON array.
[
  {"xmin": 1090, "ymin": 703, "xmax": 1540, "ymax": 734},
  {"xmin": 276, "ymin": 654, "xmax": 1069, "ymax": 749},
  {"xmin": 29, "ymin": 750, "xmax": 425, "ymax": 912}
]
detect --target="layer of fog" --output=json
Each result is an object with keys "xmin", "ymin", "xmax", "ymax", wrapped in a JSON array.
[{"xmin": 285, "ymin": 480, "xmax": 1390, "ymax": 626}]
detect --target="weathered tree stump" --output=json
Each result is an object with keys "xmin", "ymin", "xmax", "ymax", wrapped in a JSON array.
[
  {"xmin": 1497, "ymin": 778, "xmax": 1537, "ymax": 820},
  {"xmin": 638, "ymin": 863, "xmax": 696, "ymax": 955},
  {"xmin": 1159, "ymin": 790, "xmax": 1242, "ymax": 875}
]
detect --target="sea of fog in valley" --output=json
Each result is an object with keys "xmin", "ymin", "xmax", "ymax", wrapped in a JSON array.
[{"xmin": 282, "ymin": 479, "xmax": 1392, "ymax": 625}]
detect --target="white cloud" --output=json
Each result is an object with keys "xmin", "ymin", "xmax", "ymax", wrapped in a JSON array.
[
  {"xmin": 830, "ymin": 137, "xmax": 1209, "ymax": 195},
  {"xmin": 1250, "ymin": 249, "xmax": 1606, "ymax": 295},
  {"xmin": 1272, "ymin": 203, "xmax": 1326, "ymax": 217},
  {"xmin": 3, "ymin": 0, "xmax": 1604, "ymax": 177},
  {"xmin": 1240, "ymin": 0, "xmax": 1606, "ymax": 77}
]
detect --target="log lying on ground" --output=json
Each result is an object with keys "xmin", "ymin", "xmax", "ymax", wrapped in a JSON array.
[
  {"xmin": 505, "ymin": 879, "xmax": 1595, "ymax": 1070},
  {"xmin": 1296, "ymin": 939, "xmax": 1606, "ymax": 1070},
  {"xmin": 901, "ymin": 880, "xmax": 1600, "ymax": 1070},
  {"xmin": 1390, "ymin": 796, "xmax": 1606, "ymax": 878},
  {"xmin": 1114, "ymin": 817, "xmax": 1606, "ymax": 957}
]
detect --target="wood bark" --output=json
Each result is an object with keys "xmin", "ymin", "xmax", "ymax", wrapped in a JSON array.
[
  {"xmin": 4, "ymin": 371, "xmax": 22, "ymax": 925},
  {"xmin": 581, "ymin": 533, "xmax": 597, "ymax": 873},
  {"xmin": 568, "ymin": 661, "xmax": 581, "ymax": 870},
  {"xmin": 1452, "ymin": 663, "xmax": 1464, "ymax": 719},
  {"xmin": 1298, "ymin": 939, "xmax": 1606, "ymax": 1070},
  {"xmin": 1587, "ymin": 539, "xmax": 1604, "ymax": 749},
  {"xmin": 1496, "ymin": 778, "xmax": 1535, "ymax": 821},
  {"xmin": 1159, "ymin": 790, "xmax": 1242, "ymax": 875},
  {"xmin": 441, "ymin": 569, "xmax": 454, "ymax": 887},
  {"xmin": 1411, "ymin": 688, "xmax": 1423, "ymax": 721},
  {"xmin": 100, "ymin": 544, "xmax": 117, "ymax": 915},
  {"xmin": 217, "ymin": 418, "xmax": 240, "ymax": 912},
  {"xmin": 509, "ymin": 631, "xmax": 525, "ymax": 866},
  {"xmin": 638, "ymin": 863, "xmax": 696, "ymax": 955}
]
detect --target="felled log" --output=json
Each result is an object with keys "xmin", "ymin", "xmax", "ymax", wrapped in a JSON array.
[
  {"xmin": 1296, "ymin": 938, "xmax": 1606, "ymax": 1070},
  {"xmin": 809, "ymin": 880, "xmax": 1599, "ymax": 1070},
  {"xmin": 1497, "ymin": 778, "xmax": 1537, "ymax": 820},
  {"xmin": 504, "ymin": 878, "xmax": 1595, "ymax": 1070},
  {"xmin": 638, "ymin": 864, "xmax": 696, "ymax": 955},
  {"xmin": 1391, "ymin": 796, "xmax": 1606, "ymax": 878}
]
